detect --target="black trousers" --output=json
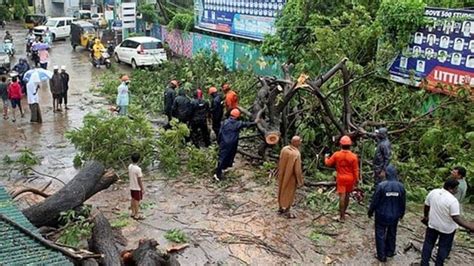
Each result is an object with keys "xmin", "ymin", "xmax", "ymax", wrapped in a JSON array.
[
  {"xmin": 375, "ymin": 221, "xmax": 398, "ymax": 260},
  {"xmin": 421, "ymin": 227, "xmax": 455, "ymax": 266},
  {"xmin": 190, "ymin": 121, "xmax": 210, "ymax": 147}
]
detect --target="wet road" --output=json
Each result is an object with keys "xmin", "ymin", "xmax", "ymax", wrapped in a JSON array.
[{"xmin": 0, "ymin": 23, "xmax": 128, "ymax": 184}]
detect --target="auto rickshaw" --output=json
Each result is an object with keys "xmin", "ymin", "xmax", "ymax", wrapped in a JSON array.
[
  {"xmin": 24, "ymin": 14, "xmax": 47, "ymax": 29},
  {"xmin": 71, "ymin": 21, "xmax": 97, "ymax": 51}
]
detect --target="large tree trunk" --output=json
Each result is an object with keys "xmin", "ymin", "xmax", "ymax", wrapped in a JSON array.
[
  {"xmin": 131, "ymin": 239, "xmax": 179, "ymax": 266},
  {"xmin": 23, "ymin": 161, "xmax": 118, "ymax": 227},
  {"xmin": 88, "ymin": 212, "xmax": 121, "ymax": 266}
]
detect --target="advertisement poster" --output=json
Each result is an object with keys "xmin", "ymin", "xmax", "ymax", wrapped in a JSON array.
[
  {"xmin": 388, "ymin": 8, "xmax": 474, "ymax": 98},
  {"xmin": 194, "ymin": 0, "xmax": 286, "ymax": 41}
]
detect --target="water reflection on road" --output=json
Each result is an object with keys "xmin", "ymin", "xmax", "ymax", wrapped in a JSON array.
[{"xmin": 0, "ymin": 23, "xmax": 128, "ymax": 185}]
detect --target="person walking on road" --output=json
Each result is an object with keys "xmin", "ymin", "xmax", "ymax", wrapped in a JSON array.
[
  {"xmin": 190, "ymin": 89, "xmax": 211, "ymax": 147},
  {"xmin": 7, "ymin": 75, "xmax": 24, "ymax": 122},
  {"xmin": 324, "ymin": 136, "xmax": 359, "ymax": 222},
  {"xmin": 373, "ymin": 128, "xmax": 392, "ymax": 184},
  {"xmin": 26, "ymin": 81, "xmax": 42, "ymax": 123},
  {"xmin": 38, "ymin": 47, "xmax": 49, "ymax": 69},
  {"xmin": 0, "ymin": 76, "xmax": 9, "ymax": 120},
  {"xmin": 368, "ymin": 164, "xmax": 406, "ymax": 262},
  {"xmin": 49, "ymin": 66, "xmax": 64, "ymax": 112},
  {"xmin": 222, "ymin": 83, "xmax": 238, "ymax": 117},
  {"xmin": 164, "ymin": 80, "xmax": 178, "ymax": 128},
  {"xmin": 209, "ymin": 86, "xmax": 223, "ymax": 138},
  {"xmin": 172, "ymin": 88, "xmax": 191, "ymax": 124},
  {"xmin": 277, "ymin": 136, "xmax": 304, "ymax": 219},
  {"xmin": 60, "ymin": 65, "xmax": 70, "ymax": 110},
  {"xmin": 116, "ymin": 75, "xmax": 130, "ymax": 116},
  {"xmin": 420, "ymin": 179, "xmax": 474, "ymax": 266},
  {"xmin": 451, "ymin": 166, "xmax": 467, "ymax": 204},
  {"xmin": 214, "ymin": 109, "xmax": 258, "ymax": 181}
]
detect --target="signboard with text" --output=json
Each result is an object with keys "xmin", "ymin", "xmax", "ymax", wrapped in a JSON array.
[
  {"xmin": 194, "ymin": 0, "xmax": 286, "ymax": 41},
  {"xmin": 388, "ymin": 8, "xmax": 474, "ymax": 98}
]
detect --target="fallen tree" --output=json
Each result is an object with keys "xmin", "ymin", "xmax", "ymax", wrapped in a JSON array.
[
  {"xmin": 23, "ymin": 161, "xmax": 118, "ymax": 227},
  {"xmin": 88, "ymin": 211, "xmax": 121, "ymax": 266}
]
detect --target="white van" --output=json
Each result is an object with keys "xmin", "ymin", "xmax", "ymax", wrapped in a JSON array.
[
  {"xmin": 114, "ymin": 37, "xmax": 168, "ymax": 69},
  {"xmin": 34, "ymin": 17, "xmax": 76, "ymax": 41}
]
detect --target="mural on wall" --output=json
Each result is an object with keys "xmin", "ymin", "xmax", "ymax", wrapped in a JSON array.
[
  {"xmin": 192, "ymin": 33, "xmax": 235, "ymax": 69},
  {"xmin": 234, "ymin": 42, "xmax": 283, "ymax": 77},
  {"xmin": 161, "ymin": 27, "xmax": 194, "ymax": 58}
]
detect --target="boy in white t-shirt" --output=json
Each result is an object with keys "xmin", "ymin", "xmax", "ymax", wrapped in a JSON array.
[{"xmin": 129, "ymin": 153, "xmax": 144, "ymax": 220}]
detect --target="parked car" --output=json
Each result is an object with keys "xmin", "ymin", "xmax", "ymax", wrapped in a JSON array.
[
  {"xmin": 114, "ymin": 37, "xmax": 168, "ymax": 69},
  {"xmin": 34, "ymin": 17, "xmax": 76, "ymax": 41},
  {"xmin": 73, "ymin": 10, "xmax": 92, "ymax": 21},
  {"xmin": 91, "ymin": 13, "xmax": 107, "ymax": 28}
]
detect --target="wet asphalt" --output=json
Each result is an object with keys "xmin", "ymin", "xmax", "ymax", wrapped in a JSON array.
[{"xmin": 0, "ymin": 22, "xmax": 128, "ymax": 185}]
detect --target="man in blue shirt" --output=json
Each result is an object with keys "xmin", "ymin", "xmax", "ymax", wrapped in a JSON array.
[{"xmin": 368, "ymin": 164, "xmax": 406, "ymax": 262}]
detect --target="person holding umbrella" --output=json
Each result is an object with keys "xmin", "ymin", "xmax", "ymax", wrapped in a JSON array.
[{"xmin": 26, "ymin": 81, "xmax": 42, "ymax": 123}]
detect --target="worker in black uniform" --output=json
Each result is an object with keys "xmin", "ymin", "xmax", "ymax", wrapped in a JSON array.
[{"xmin": 190, "ymin": 89, "xmax": 211, "ymax": 147}]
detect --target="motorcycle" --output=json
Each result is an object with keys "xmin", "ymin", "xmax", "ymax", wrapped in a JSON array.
[
  {"xmin": 91, "ymin": 49, "xmax": 112, "ymax": 69},
  {"xmin": 25, "ymin": 36, "xmax": 35, "ymax": 55},
  {"xmin": 106, "ymin": 41, "xmax": 115, "ymax": 57},
  {"xmin": 4, "ymin": 39, "xmax": 15, "ymax": 56}
]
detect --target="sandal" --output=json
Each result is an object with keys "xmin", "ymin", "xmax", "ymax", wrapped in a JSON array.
[{"xmin": 132, "ymin": 215, "xmax": 145, "ymax": 221}]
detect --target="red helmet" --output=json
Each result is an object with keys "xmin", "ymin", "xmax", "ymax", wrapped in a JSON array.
[
  {"xmin": 208, "ymin": 86, "xmax": 217, "ymax": 95},
  {"xmin": 230, "ymin": 108, "xmax": 241, "ymax": 119},
  {"xmin": 339, "ymin": 135, "xmax": 352, "ymax": 146}
]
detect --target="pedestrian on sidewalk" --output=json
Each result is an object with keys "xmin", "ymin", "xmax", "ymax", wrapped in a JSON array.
[
  {"xmin": 208, "ymin": 86, "xmax": 223, "ymax": 138},
  {"xmin": 116, "ymin": 75, "xmax": 130, "ymax": 116},
  {"xmin": 60, "ymin": 65, "xmax": 70, "ymax": 110},
  {"xmin": 0, "ymin": 76, "xmax": 9, "ymax": 119},
  {"xmin": 214, "ymin": 109, "xmax": 258, "ymax": 181},
  {"xmin": 368, "ymin": 164, "xmax": 406, "ymax": 262},
  {"xmin": 26, "ymin": 81, "xmax": 42, "ymax": 123},
  {"xmin": 420, "ymin": 179, "xmax": 474, "ymax": 266},
  {"xmin": 7, "ymin": 75, "xmax": 24, "ymax": 122},
  {"xmin": 129, "ymin": 153, "xmax": 145, "ymax": 220},
  {"xmin": 49, "ymin": 66, "xmax": 64, "ymax": 112},
  {"xmin": 277, "ymin": 136, "xmax": 304, "ymax": 219},
  {"xmin": 324, "ymin": 136, "xmax": 359, "ymax": 222}
]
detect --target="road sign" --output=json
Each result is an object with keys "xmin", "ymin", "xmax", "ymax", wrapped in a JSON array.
[{"xmin": 121, "ymin": 2, "xmax": 136, "ymax": 29}]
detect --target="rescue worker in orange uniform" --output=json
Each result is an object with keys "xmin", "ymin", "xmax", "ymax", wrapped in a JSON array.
[
  {"xmin": 324, "ymin": 136, "xmax": 360, "ymax": 222},
  {"xmin": 222, "ymin": 83, "xmax": 238, "ymax": 117}
]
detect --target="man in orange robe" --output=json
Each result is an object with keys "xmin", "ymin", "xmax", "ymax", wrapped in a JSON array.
[
  {"xmin": 277, "ymin": 136, "xmax": 304, "ymax": 219},
  {"xmin": 325, "ymin": 135, "xmax": 359, "ymax": 222}
]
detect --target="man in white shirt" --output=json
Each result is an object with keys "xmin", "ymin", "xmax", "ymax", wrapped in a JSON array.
[
  {"xmin": 420, "ymin": 179, "xmax": 474, "ymax": 266},
  {"xmin": 27, "ymin": 81, "xmax": 42, "ymax": 123}
]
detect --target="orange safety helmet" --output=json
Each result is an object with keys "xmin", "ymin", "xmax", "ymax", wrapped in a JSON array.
[
  {"xmin": 230, "ymin": 108, "xmax": 241, "ymax": 119},
  {"xmin": 339, "ymin": 135, "xmax": 352, "ymax": 146},
  {"xmin": 222, "ymin": 83, "xmax": 231, "ymax": 91},
  {"xmin": 170, "ymin": 80, "xmax": 179, "ymax": 87},
  {"xmin": 121, "ymin": 75, "xmax": 130, "ymax": 82},
  {"xmin": 208, "ymin": 86, "xmax": 217, "ymax": 95}
]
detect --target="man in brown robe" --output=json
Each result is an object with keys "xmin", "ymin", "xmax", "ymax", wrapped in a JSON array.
[{"xmin": 277, "ymin": 136, "xmax": 303, "ymax": 219}]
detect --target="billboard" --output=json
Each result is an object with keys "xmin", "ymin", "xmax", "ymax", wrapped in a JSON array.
[
  {"xmin": 194, "ymin": 0, "xmax": 286, "ymax": 41},
  {"xmin": 388, "ymin": 8, "xmax": 474, "ymax": 99}
]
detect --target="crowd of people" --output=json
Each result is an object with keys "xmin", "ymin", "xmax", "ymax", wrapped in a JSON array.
[
  {"xmin": 0, "ymin": 63, "xmax": 70, "ymax": 124},
  {"xmin": 116, "ymin": 76, "xmax": 472, "ymax": 264}
]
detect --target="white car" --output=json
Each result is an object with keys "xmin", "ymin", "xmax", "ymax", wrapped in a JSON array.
[
  {"xmin": 34, "ymin": 17, "xmax": 76, "ymax": 41},
  {"xmin": 114, "ymin": 37, "xmax": 168, "ymax": 69}
]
